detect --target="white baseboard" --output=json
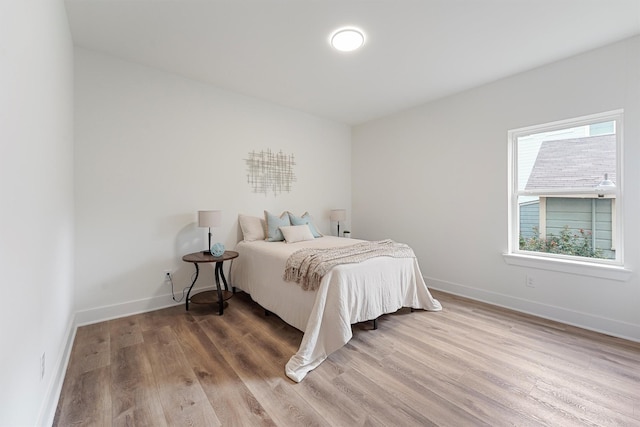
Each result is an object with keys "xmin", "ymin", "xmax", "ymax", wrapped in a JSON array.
[
  {"xmin": 74, "ymin": 286, "xmax": 216, "ymax": 327},
  {"xmin": 37, "ymin": 314, "xmax": 76, "ymax": 427},
  {"xmin": 425, "ymin": 276, "xmax": 640, "ymax": 343}
]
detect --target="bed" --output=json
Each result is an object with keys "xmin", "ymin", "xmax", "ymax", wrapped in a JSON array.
[{"xmin": 229, "ymin": 213, "xmax": 442, "ymax": 382}]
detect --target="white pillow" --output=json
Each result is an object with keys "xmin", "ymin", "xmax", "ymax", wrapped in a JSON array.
[
  {"xmin": 280, "ymin": 225, "xmax": 315, "ymax": 243},
  {"xmin": 238, "ymin": 214, "xmax": 266, "ymax": 241}
]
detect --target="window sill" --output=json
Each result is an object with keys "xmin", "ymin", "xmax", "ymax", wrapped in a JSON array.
[{"xmin": 502, "ymin": 253, "xmax": 632, "ymax": 281}]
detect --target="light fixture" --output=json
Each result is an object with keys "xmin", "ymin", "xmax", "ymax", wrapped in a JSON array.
[
  {"xmin": 595, "ymin": 173, "xmax": 615, "ymax": 197},
  {"xmin": 198, "ymin": 210, "xmax": 222, "ymax": 253},
  {"xmin": 330, "ymin": 209, "xmax": 347, "ymax": 237},
  {"xmin": 330, "ymin": 28, "xmax": 365, "ymax": 52}
]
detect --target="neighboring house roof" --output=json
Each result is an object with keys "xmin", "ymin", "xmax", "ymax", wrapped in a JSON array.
[{"xmin": 525, "ymin": 134, "xmax": 616, "ymax": 190}]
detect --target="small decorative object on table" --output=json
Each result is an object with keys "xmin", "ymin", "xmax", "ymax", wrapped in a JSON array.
[
  {"xmin": 210, "ymin": 242, "xmax": 225, "ymax": 256},
  {"xmin": 343, "ymin": 231, "xmax": 351, "ymax": 238}
]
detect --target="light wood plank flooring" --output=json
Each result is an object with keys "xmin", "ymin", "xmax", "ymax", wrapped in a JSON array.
[{"xmin": 54, "ymin": 290, "xmax": 640, "ymax": 426}]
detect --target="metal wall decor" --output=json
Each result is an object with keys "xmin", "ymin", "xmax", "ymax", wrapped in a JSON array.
[{"xmin": 245, "ymin": 149, "xmax": 296, "ymax": 196}]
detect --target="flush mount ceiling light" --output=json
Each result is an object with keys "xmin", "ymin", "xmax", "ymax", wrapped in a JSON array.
[{"xmin": 330, "ymin": 28, "xmax": 365, "ymax": 52}]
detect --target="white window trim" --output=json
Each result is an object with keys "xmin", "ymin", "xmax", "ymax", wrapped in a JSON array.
[
  {"xmin": 507, "ymin": 110, "xmax": 626, "ymax": 273},
  {"xmin": 502, "ymin": 253, "xmax": 632, "ymax": 281}
]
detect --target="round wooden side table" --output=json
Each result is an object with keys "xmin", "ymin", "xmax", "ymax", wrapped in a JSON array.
[{"xmin": 181, "ymin": 250, "xmax": 239, "ymax": 315}]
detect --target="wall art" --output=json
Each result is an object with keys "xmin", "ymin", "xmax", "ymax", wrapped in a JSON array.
[{"xmin": 244, "ymin": 149, "xmax": 296, "ymax": 196}]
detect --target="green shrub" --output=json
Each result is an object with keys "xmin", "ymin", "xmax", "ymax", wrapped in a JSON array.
[{"xmin": 519, "ymin": 226, "xmax": 603, "ymax": 258}]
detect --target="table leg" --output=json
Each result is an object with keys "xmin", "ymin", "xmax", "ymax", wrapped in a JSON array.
[
  {"xmin": 214, "ymin": 262, "xmax": 224, "ymax": 315},
  {"xmin": 218, "ymin": 263, "xmax": 230, "ymax": 291},
  {"xmin": 185, "ymin": 263, "xmax": 200, "ymax": 311}
]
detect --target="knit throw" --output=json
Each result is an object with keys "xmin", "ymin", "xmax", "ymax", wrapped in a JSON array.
[{"xmin": 283, "ymin": 239, "xmax": 415, "ymax": 291}]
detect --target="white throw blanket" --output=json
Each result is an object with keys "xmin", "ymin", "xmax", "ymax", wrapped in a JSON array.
[{"xmin": 284, "ymin": 239, "xmax": 415, "ymax": 291}]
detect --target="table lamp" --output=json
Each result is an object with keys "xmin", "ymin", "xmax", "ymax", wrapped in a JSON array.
[
  {"xmin": 330, "ymin": 209, "xmax": 346, "ymax": 237},
  {"xmin": 198, "ymin": 210, "xmax": 222, "ymax": 254}
]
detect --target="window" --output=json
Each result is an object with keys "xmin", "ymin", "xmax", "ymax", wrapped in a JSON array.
[{"xmin": 508, "ymin": 110, "xmax": 623, "ymax": 266}]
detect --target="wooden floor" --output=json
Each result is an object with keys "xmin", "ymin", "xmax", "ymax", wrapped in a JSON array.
[{"xmin": 54, "ymin": 290, "xmax": 640, "ymax": 426}]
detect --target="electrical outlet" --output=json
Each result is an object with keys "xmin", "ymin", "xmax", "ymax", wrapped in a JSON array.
[
  {"xmin": 40, "ymin": 353, "xmax": 45, "ymax": 380},
  {"xmin": 525, "ymin": 274, "xmax": 535, "ymax": 288}
]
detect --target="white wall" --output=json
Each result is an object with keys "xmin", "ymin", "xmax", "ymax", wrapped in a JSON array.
[
  {"xmin": 0, "ymin": 1, "xmax": 75, "ymax": 426},
  {"xmin": 353, "ymin": 36, "xmax": 640, "ymax": 341},
  {"xmin": 74, "ymin": 48, "xmax": 351, "ymax": 322}
]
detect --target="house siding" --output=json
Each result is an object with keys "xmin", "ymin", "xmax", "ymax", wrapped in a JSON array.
[
  {"xmin": 546, "ymin": 197, "xmax": 614, "ymax": 258},
  {"xmin": 519, "ymin": 200, "xmax": 540, "ymax": 239}
]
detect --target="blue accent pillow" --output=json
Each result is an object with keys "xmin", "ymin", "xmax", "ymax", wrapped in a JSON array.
[
  {"xmin": 288, "ymin": 211, "xmax": 322, "ymax": 238},
  {"xmin": 264, "ymin": 211, "xmax": 291, "ymax": 242}
]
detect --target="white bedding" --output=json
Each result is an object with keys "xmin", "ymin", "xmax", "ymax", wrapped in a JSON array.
[{"xmin": 229, "ymin": 236, "xmax": 442, "ymax": 382}]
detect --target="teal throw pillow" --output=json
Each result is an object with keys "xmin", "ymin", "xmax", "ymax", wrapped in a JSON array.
[
  {"xmin": 288, "ymin": 211, "xmax": 322, "ymax": 238},
  {"xmin": 264, "ymin": 211, "xmax": 291, "ymax": 242}
]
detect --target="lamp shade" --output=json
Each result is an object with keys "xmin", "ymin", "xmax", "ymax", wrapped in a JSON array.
[
  {"xmin": 330, "ymin": 209, "xmax": 346, "ymax": 222},
  {"xmin": 198, "ymin": 210, "xmax": 222, "ymax": 228}
]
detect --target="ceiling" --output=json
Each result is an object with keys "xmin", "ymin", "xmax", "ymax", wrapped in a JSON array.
[{"xmin": 65, "ymin": 0, "xmax": 640, "ymax": 125}]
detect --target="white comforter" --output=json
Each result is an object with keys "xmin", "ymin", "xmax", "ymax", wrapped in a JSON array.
[{"xmin": 229, "ymin": 236, "xmax": 442, "ymax": 382}]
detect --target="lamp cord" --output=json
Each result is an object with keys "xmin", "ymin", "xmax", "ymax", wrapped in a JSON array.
[{"xmin": 168, "ymin": 270, "xmax": 197, "ymax": 303}]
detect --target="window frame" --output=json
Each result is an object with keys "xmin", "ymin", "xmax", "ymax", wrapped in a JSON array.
[{"xmin": 507, "ymin": 110, "xmax": 625, "ymax": 270}]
